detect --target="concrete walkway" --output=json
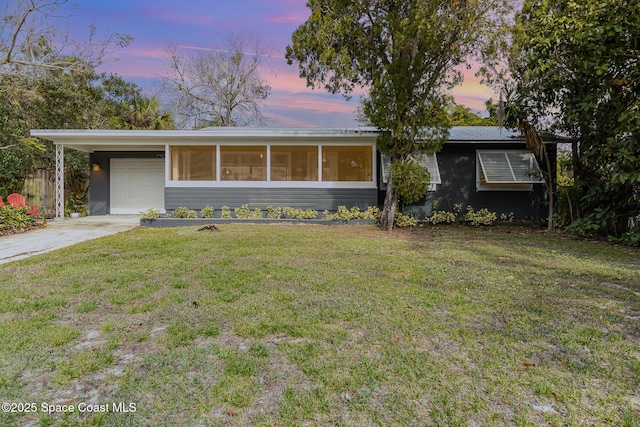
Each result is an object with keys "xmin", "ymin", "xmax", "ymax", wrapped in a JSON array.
[{"xmin": 0, "ymin": 215, "xmax": 140, "ymax": 265}]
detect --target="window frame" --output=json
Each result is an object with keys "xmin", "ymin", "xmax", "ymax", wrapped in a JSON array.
[
  {"xmin": 320, "ymin": 145, "xmax": 374, "ymax": 182},
  {"xmin": 164, "ymin": 143, "xmax": 377, "ymax": 189},
  {"xmin": 219, "ymin": 145, "xmax": 267, "ymax": 181},
  {"xmin": 270, "ymin": 145, "xmax": 319, "ymax": 182},
  {"xmin": 380, "ymin": 152, "xmax": 441, "ymax": 191},
  {"xmin": 476, "ymin": 150, "xmax": 544, "ymax": 192},
  {"xmin": 169, "ymin": 145, "xmax": 217, "ymax": 181}
]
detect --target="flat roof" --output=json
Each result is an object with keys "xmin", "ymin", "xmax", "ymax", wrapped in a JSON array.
[
  {"xmin": 30, "ymin": 126, "xmax": 526, "ymax": 152},
  {"xmin": 30, "ymin": 128, "xmax": 380, "ymax": 152}
]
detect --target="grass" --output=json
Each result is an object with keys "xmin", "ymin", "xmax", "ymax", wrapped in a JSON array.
[{"xmin": 0, "ymin": 224, "xmax": 639, "ymax": 426}]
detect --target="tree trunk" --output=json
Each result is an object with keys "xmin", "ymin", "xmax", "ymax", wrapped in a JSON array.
[
  {"xmin": 544, "ymin": 149, "xmax": 555, "ymax": 233},
  {"xmin": 571, "ymin": 138, "xmax": 582, "ymax": 219},
  {"xmin": 379, "ymin": 171, "xmax": 398, "ymax": 231}
]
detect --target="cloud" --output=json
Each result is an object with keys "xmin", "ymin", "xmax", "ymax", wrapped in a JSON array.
[
  {"xmin": 265, "ymin": 14, "xmax": 309, "ymax": 24},
  {"xmin": 263, "ymin": 0, "xmax": 310, "ymax": 24},
  {"xmin": 264, "ymin": 106, "xmax": 360, "ymax": 128},
  {"xmin": 144, "ymin": 10, "xmax": 215, "ymax": 26},
  {"xmin": 451, "ymin": 65, "xmax": 496, "ymax": 110}
]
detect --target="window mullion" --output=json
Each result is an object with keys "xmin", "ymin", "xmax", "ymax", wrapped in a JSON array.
[{"xmin": 504, "ymin": 152, "xmax": 517, "ymax": 182}]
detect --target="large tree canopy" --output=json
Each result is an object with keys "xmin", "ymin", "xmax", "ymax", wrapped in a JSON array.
[
  {"xmin": 0, "ymin": 0, "xmax": 152, "ymax": 209},
  {"xmin": 286, "ymin": 0, "xmax": 509, "ymax": 230},
  {"xmin": 505, "ymin": 0, "xmax": 640, "ymax": 244},
  {"xmin": 0, "ymin": 71, "xmax": 173, "ymax": 194},
  {"xmin": 449, "ymin": 103, "xmax": 496, "ymax": 126},
  {"xmin": 1, "ymin": 0, "xmax": 131, "ymax": 75}
]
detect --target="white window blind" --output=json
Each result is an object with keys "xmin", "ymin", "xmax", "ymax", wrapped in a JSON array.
[{"xmin": 477, "ymin": 151, "xmax": 544, "ymax": 184}]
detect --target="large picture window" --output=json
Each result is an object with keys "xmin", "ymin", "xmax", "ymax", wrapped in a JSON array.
[
  {"xmin": 220, "ymin": 146, "xmax": 267, "ymax": 181},
  {"xmin": 271, "ymin": 146, "xmax": 318, "ymax": 181},
  {"xmin": 170, "ymin": 146, "xmax": 216, "ymax": 180},
  {"xmin": 167, "ymin": 143, "xmax": 375, "ymax": 185},
  {"xmin": 321, "ymin": 146, "xmax": 372, "ymax": 181}
]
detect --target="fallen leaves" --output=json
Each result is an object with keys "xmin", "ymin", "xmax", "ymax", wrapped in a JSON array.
[{"xmin": 0, "ymin": 223, "xmax": 45, "ymax": 236}]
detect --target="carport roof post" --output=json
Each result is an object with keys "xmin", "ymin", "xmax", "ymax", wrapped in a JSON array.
[{"xmin": 56, "ymin": 144, "xmax": 64, "ymax": 219}]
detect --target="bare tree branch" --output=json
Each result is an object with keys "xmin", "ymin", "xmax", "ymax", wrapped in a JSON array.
[
  {"xmin": 161, "ymin": 32, "xmax": 271, "ymax": 129},
  {"xmin": 1, "ymin": 0, "xmax": 132, "ymax": 74}
]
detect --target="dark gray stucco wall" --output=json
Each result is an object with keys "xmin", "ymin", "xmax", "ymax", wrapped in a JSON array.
[
  {"xmin": 383, "ymin": 143, "xmax": 556, "ymax": 220},
  {"xmin": 89, "ymin": 151, "xmax": 164, "ymax": 215},
  {"xmin": 165, "ymin": 187, "xmax": 377, "ymax": 212}
]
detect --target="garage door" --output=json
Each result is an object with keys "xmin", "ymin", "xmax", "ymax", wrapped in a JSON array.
[{"xmin": 110, "ymin": 158, "xmax": 165, "ymax": 214}]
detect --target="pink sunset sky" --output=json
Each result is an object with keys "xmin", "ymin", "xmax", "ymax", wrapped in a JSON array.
[{"xmin": 54, "ymin": 0, "xmax": 495, "ymax": 128}]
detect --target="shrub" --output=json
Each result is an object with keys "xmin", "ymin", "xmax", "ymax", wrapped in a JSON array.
[
  {"xmin": 173, "ymin": 207, "xmax": 197, "ymax": 219},
  {"xmin": 140, "ymin": 208, "xmax": 160, "ymax": 219},
  {"xmin": 323, "ymin": 205, "xmax": 381, "ymax": 221},
  {"xmin": 201, "ymin": 205, "xmax": 214, "ymax": 218},
  {"xmin": 266, "ymin": 206, "xmax": 282, "ymax": 219},
  {"xmin": 0, "ymin": 206, "xmax": 36, "ymax": 230},
  {"xmin": 429, "ymin": 210, "xmax": 457, "ymax": 225},
  {"xmin": 361, "ymin": 206, "xmax": 382, "ymax": 220},
  {"xmin": 498, "ymin": 212, "xmax": 515, "ymax": 222},
  {"xmin": 235, "ymin": 204, "xmax": 251, "ymax": 219},
  {"xmin": 615, "ymin": 222, "xmax": 640, "ymax": 247},
  {"xmin": 394, "ymin": 212, "xmax": 418, "ymax": 228},
  {"xmin": 428, "ymin": 202, "xmax": 461, "ymax": 225},
  {"xmin": 250, "ymin": 208, "xmax": 263, "ymax": 219},
  {"xmin": 66, "ymin": 191, "xmax": 86, "ymax": 215},
  {"xmin": 461, "ymin": 206, "xmax": 497, "ymax": 226},
  {"xmin": 282, "ymin": 207, "xmax": 294, "ymax": 218},
  {"xmin": 220, "ymin": 206, "xmax": 232, "ymax": 219},
  {"xmin": 304, "ymin": 209, "xmax": 319, "ymax": 219},
  {"xmin": 283, "ymin": 207, "xmax": 318, "ymax": 219},
  {"xmin": 564, "ymin": 217, "xmax": 600, "ymax": 237},
  {"xmin": 391, "ymin": 160, "xmax": 430, "ymax": 206},
  {"xmin": 323, "ymin": 205, "xmax": 352, "ymax": 220}
]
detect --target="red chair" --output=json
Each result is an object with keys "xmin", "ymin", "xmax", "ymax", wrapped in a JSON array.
[
  {"xmin": 0, "ymin": 196, "xmax": 4, "ymax": 206},
  {"xmin": 7, "ymin": 193, "xmax": 38, "ymax": 218}
]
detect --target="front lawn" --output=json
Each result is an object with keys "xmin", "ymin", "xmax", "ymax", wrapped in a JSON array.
[{"xmin": 1, "ymin": 225, "xmax": 638, "ymax": 426}]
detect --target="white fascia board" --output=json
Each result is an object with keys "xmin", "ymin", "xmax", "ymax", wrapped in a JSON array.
[
  {"xmin": 31, "ymin": 128, "xmax": 380, "ymax": 141},
  {"xmin": 30, "ymin": 128, "xmax": 379, "ymax": 152}
]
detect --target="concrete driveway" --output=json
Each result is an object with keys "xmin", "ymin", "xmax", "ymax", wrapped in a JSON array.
[{"xmin": 0, "ymin": 215, "xmax": 140, "ymax": 265}]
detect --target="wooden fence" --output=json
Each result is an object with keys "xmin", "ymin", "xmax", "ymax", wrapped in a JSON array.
[
  {"xmin": 22, "ymin": 169, "xmax": 56, "ymax": 218},
  {"xmin": 21, "ymin": 169, "xmax": 89, "ymax": 218}
]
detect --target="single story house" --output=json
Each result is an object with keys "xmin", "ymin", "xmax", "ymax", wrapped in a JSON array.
[{"xmin": 30, "ymin": 126, "xmax": 553, "ymax": 220}]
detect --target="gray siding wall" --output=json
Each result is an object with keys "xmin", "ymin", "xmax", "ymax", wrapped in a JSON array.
[
  {"xmin": 165, "ymin": 188, "xmax": 377, "ymax": 212},
  {"xmin": 89, "ymin": 151, "xmax": 164, "ymax": 215},
  {"xmin": 392, "ymin": 143, "xmax": 554, "ymax": 220}
]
